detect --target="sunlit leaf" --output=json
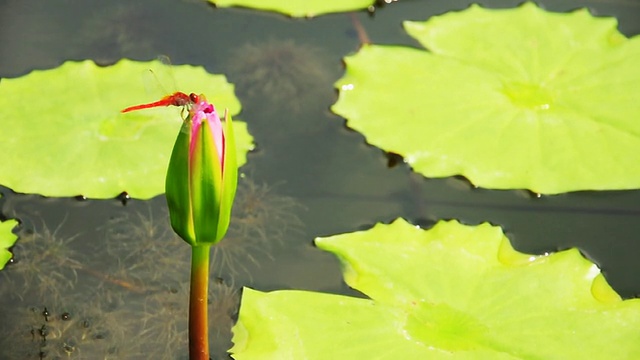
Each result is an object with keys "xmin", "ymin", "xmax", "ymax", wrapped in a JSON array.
[
  {"xmin": 231, "ymin": 219, "xmax": 640, "ymax": 359},
  {"xmin": 0, "ymin": 59, "xmax": 254, "ymax": 199},
  {"xmin": 0, "ymin": 219, "xmax": 18, "ymax": 270},
  {"xmin": 332, "ymin": 3, "xmax": 640, "ymax": 194},
  {"xmin": 208, "ymin": 0, "xmax": 373, "ymax": 18}
]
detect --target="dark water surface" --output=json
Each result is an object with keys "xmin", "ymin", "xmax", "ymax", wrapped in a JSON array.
[{"xmin": 1, "ymin": 0, "xmax": 640, "ymax": 358}]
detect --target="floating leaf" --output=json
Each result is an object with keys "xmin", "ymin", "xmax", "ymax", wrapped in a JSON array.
[
  {"xmin": 231, "ymin": 219, "xmax": 640, "ymax": 359},
  {"xmin": 332, "ymin": 3, "xmax": 640, "ymax": 194},
  {"xmin": 0, "ymin": 59, "xmax": 254, "ymax": 199},
  {"xmin": 0, "ymin": 219, "xmax": 18, "ymax": 270},
  {"xmin": 208, "ymin": 0, "xmax": 373, "ymax": 18}
]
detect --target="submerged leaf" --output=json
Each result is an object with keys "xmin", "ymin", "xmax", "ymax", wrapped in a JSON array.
[
  {"xmin": 332, "ymin": 3, "xmax": 640, "ymax": 194},
  {"xmin": 207, "ymin": 0, "xmax": 373, "ymax": 18},
  {"xmin": 0, "ymin": 59, "xmax": 254, "ymax": 199},
  {"xmin": 231, "ymin": 219, "xmax": 640, "ymax": 359}
]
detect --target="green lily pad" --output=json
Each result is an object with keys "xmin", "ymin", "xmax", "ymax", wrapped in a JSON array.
[
  {"xmin": 332, "ymin": 3, "xmax": 640, "ymax": 194},
  {"xmin": 0, "ymin": 219, "xmax": 19, "ymax": 270},
  {"xmin": 0, "ymin": 59, "xmax": 254, "ymax": 199},
  {"xmin": 208, "ymin": 0, "xmax": 373, "ymax": 18},
  {"xmin": 230, "ymin": 219, "xmax": 640, "ymax": 359}
]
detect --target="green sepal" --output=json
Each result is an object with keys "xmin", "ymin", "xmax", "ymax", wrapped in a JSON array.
[
  {"xmin": 191, "ymin": 117, "xmax": 225, "ymax": 244},
  {"xmin": 217, "ymin": 110, "xmax": 238, "ymax": 241},
  {"xmin": 166, "ymin": 122, "xmax": 196, "ymax": 246}
]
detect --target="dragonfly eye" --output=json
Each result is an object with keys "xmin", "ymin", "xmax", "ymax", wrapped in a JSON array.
[{"xmin": 189, "ymin": 93, "xmax": 199, "ymax": 103}]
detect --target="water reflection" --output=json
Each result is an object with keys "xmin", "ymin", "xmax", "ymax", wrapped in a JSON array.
[{"xmin": 0, "ymin": 176, "xmax": 303, "ymax": 358}]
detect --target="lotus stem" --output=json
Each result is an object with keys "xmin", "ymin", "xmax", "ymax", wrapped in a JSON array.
[
  {"xmin": 349, "ymin": 12, "xmax": 371, "ymax": 46},
  {"xmin": 189, "ymin": 244, "xmax": 210, "ymax": 360}
]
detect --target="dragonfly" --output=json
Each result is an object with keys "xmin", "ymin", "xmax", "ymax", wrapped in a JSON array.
[{"xmin": 121, "ymin": 91, "xmax": 202, "ymax": 113}]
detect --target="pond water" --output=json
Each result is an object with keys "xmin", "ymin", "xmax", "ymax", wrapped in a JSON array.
[{"xmin": 1, "ymin": 0, "xmax": 640, "ymax": 358}]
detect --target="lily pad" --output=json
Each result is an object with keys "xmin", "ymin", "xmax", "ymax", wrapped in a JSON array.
[
  {"xmin": 207, "ymin": 0, "xmax": 373, "ymax": 18},
  {"xmin": 0, "ymin": 59, "xmax": 254, "ymax": 199},
  {"xmin": 0, "ymin": 219, "xmax": 19, "ymax": 270},
  {"xmin": 332, "ymin": 3, "xmax": 640, "ymax": 194},
  {"xmin": 230, "ymin": 219, "xmax": 640, "ymax": 359}
]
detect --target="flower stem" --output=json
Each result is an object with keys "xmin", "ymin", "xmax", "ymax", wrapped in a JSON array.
[{"xmin": 189, "ymin": 245, "xmax": 210, "ymax": 360}]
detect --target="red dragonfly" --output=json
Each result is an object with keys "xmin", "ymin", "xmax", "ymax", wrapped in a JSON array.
[{"xmin": 121, "ymin": 91, "xmax": 202, "ymax": 113}]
